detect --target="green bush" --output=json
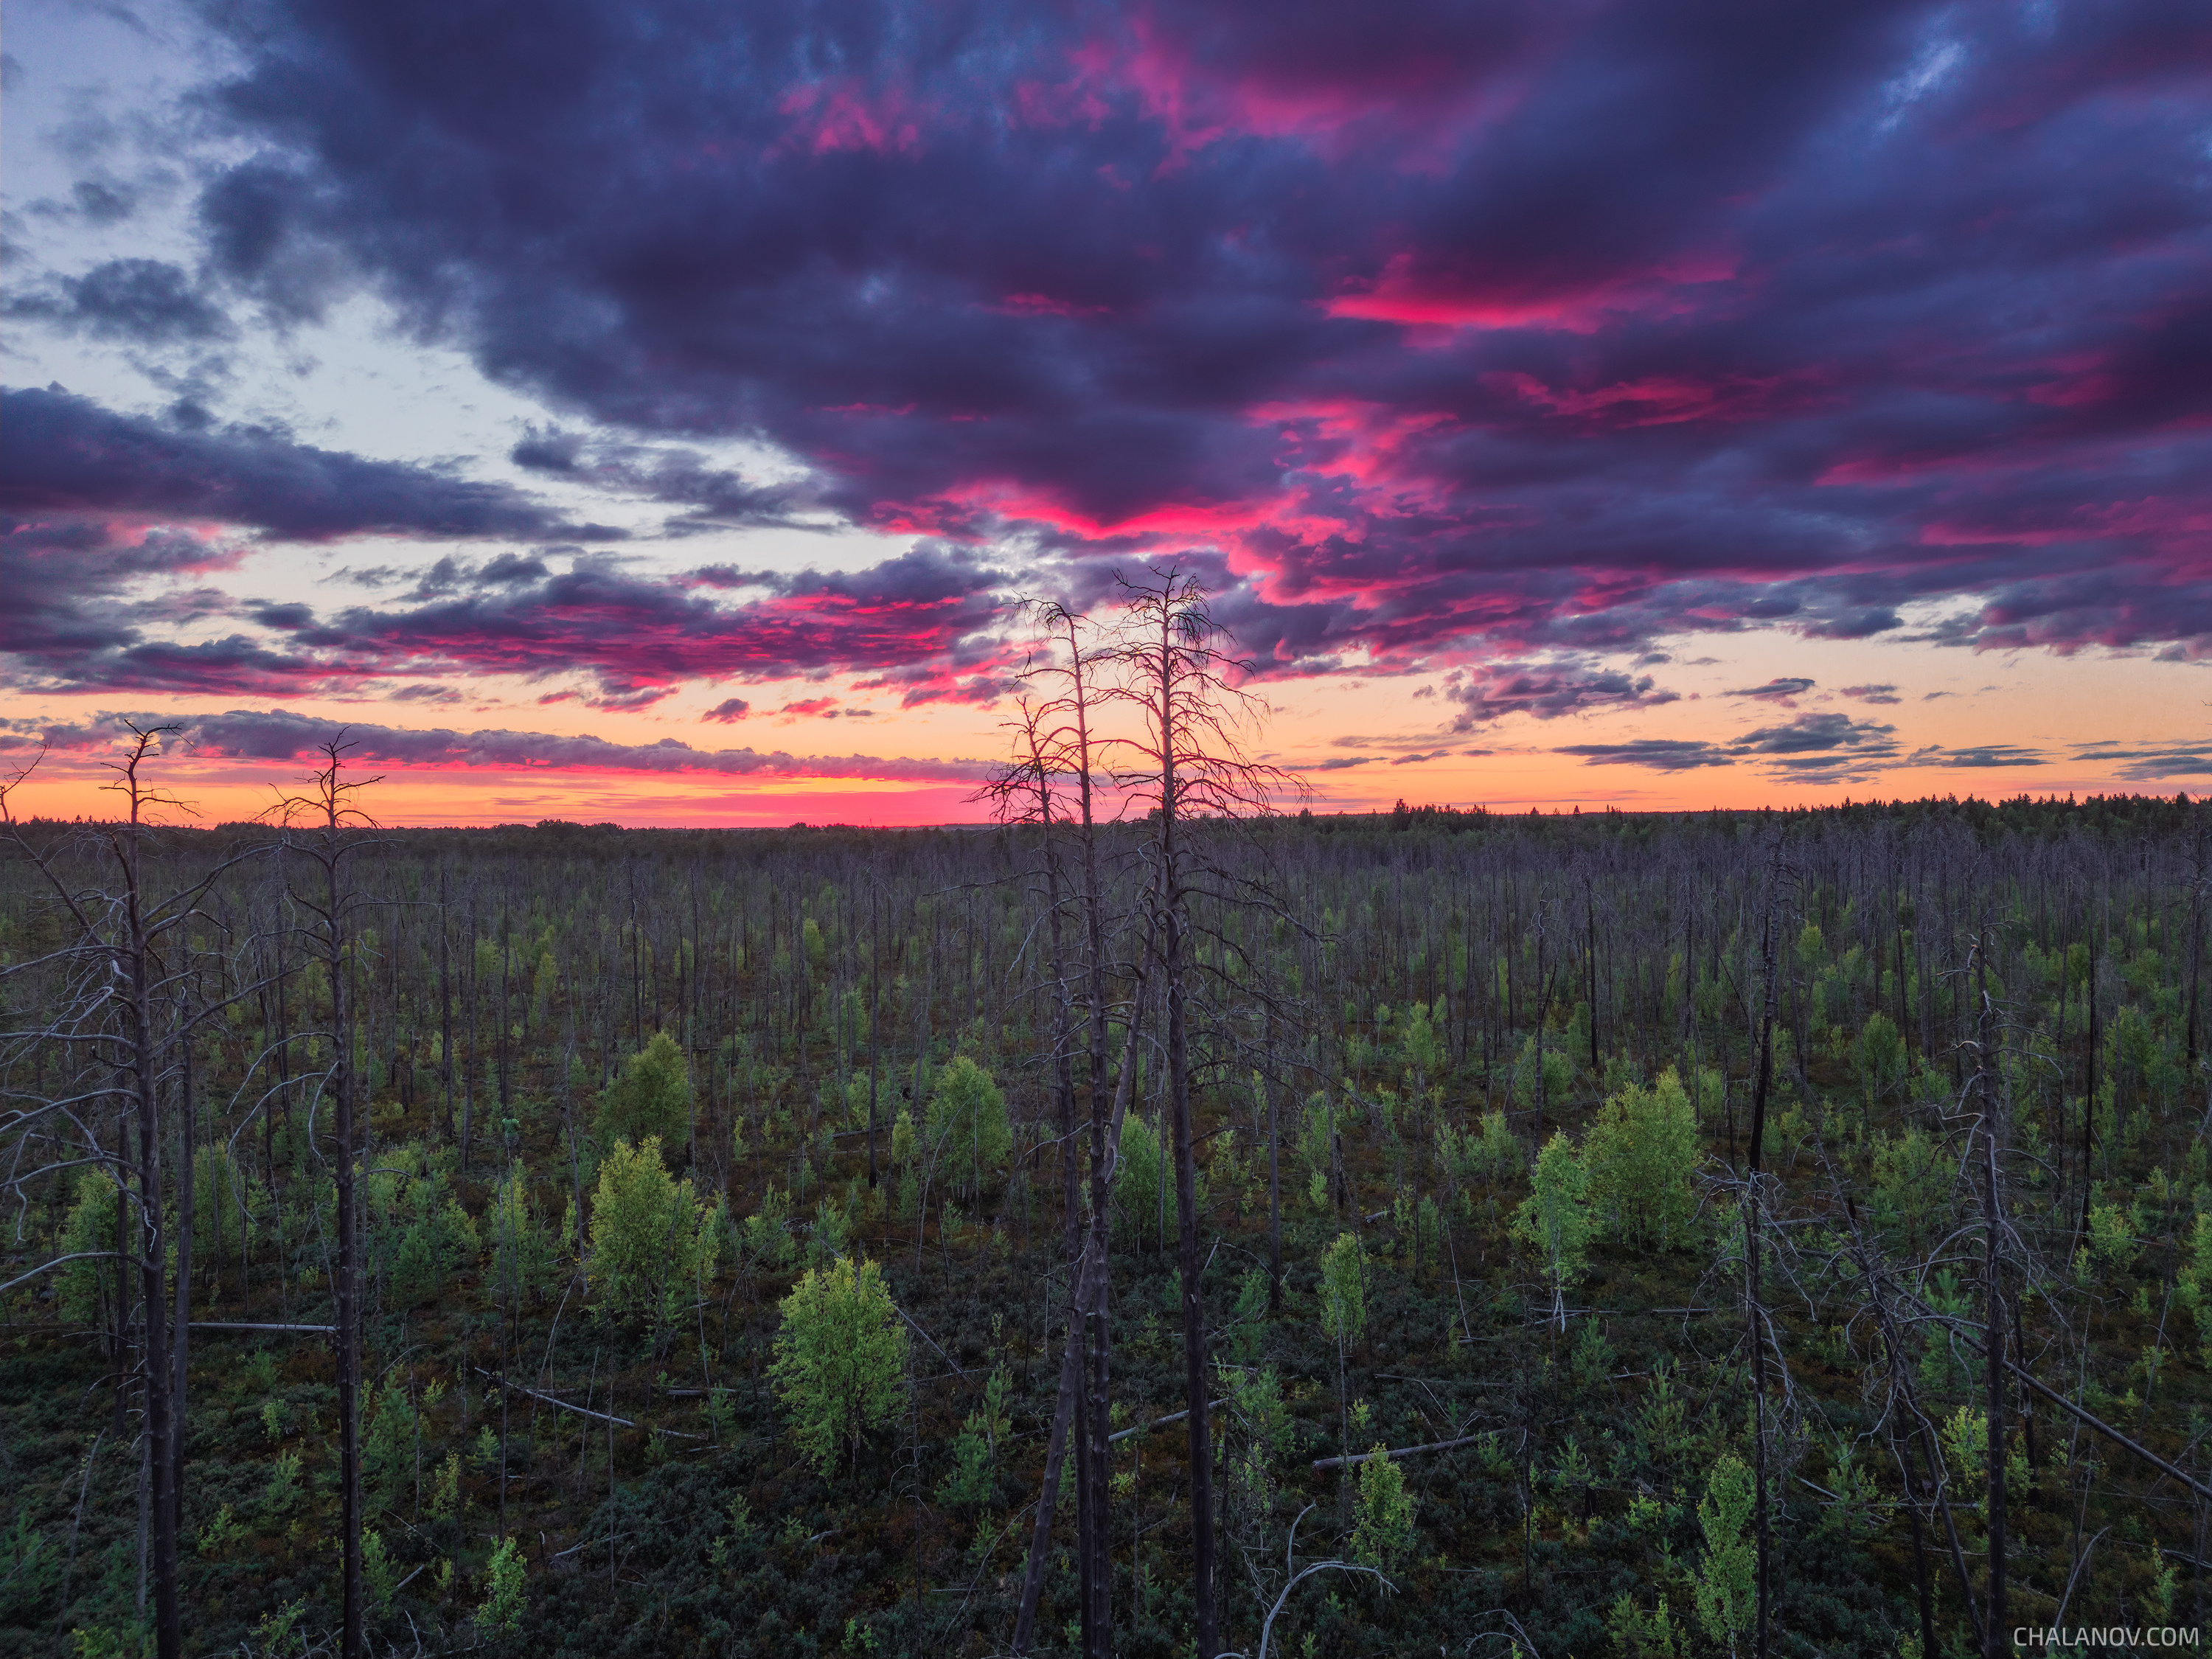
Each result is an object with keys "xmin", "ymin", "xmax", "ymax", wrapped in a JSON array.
[
  {"xmin": 771, "ymin": 1255, "xmax": 908, "ymax": 1478},
  {"xmin": 925, "ymin": 1054, "xmax": 1010, "ymax": 1200},
  {"xmin": 588, "ymin": 1136, "xmax": 718, "ymax": 1334},
  {"xmin": 1582, "ymin": 1068, "xmax": 1700, "ymax": 1250},
  {"xmin": 1514, "ymin": 1132, "xmax": 1593, "ymax": 1329},
  {"xmin": 597, "ymin": 1032, "xmax": 694, "ymax": 1150}
]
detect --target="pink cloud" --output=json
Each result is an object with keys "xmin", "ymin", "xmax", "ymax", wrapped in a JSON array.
[
  {"xmin": 778, "ymin": 79, "xmax": 922, "ymax": 156},
  {"xmin": 1324, "ymin": 251, "xmax": 1739, "ymax": 335}
]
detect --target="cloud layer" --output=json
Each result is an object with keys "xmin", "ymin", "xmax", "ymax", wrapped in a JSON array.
[
  {"xmin": 9, "ymin": 0, "xmax": 2212, "ymax": 763},
  {"xmin": 0, "ymin": 709, "xmax": 992, "ymax": 783}
]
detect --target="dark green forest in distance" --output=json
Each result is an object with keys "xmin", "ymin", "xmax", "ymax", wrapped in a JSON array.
[{"xmin": 4, "ymin": 748, "xmax": 2208, "ymax": 1658}]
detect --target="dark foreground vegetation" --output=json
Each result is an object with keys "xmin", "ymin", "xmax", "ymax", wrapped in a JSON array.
[{"xmin": 3, "ymin": 676, "xmax": 2208, "ymax": 1658}]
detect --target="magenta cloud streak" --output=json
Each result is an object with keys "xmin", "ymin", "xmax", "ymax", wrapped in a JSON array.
[{"xmin": 7, "ymin": 0, "xmax": 2211, "ymax": 712}]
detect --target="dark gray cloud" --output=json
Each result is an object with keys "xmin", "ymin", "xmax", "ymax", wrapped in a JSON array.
[
  {"xmin": 1446, "ymin": 660, "xmax": 1679, "ymax": 726},
  {"xmin": 1725, "ymin": 678, "xmax": 1815, "ymax": 701},
  {"xmin": 2073, "ymin": 743, "xmax": 2212, "ymax": 780},
  {"xmin": 1906, "ymin": 742, "xmax": 2048, "ymax": 768},
  {"xmin": 7, "ymin": 259, "xmax": 234, "ymax": 344},
  {"xmin": 0, "ymin": 385, "xmax": 620, "ymax": 543},
  {"xmin": 1555, "ymin": 739, "xmax": 1735, "ymax": 771},
  {"xmin": 1730, "ymin": 712, "xmax": 1900, "ymax": 784},
  {"xmin": 0, "ymin": 708, "xmax": 992, "ymax": 782}
]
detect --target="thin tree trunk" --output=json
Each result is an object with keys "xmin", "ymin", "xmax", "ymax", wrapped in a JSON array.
[
  {"xmin": 1742, "ymin": 852, "xmax": 1781, "ymax": 1659},
  {"xmin": 1978, "ymin": 940, "xmax": 2008, "ymax": 1658},
  {"xmin": 170, "ymin": 1015, "xmax": 194, "ymax": 1552}
]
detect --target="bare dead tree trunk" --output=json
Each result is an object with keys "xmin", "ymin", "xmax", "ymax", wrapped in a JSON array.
[
  {"xmin": 273, "ymin": 739, "xmax": 383, "ymax": 1659},
  {"xmin": 1977, "ymin": 937, "xmax": 2008, "ymax": 1658},
  {"xmin": 1265, "ymin": 1000, "xmax": 1282, "ymax": 1315},
  {"xmin": 170, "ymin": 1000, "xmax": 195, "ymax": 1556},
  {"xmin": 1007, "ymin": 705, "xmax": 1084, "ymax": 1657},
  {"xmin": 869, "ymin": 874, "xmax": 882, "ymax": 1189},
  {"xmin": 1743, "ymin": 847, "xmax": 1783, "ymax": 1659},
  {"xmin": 332, "ymin": 838, "xmax": 364, "ymax": 1659}
]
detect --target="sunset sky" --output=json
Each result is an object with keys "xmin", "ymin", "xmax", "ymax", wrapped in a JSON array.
[{"xmin": 4, "ymin": 0, "xmax": 2210, "ymax": 827}]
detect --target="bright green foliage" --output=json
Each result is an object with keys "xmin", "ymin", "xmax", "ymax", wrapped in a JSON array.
[
  {"xmin": 1394, "ymin": 1192, "xmax": 1440, "ymax": 1262},
  {"xmin": 1113, "ymin": 1113, "xmax": 1200, "ymax": 1247},
  {"xmin": 487, "ymin": 1161, "xmax": 560, "ymax": 1304},
  {"xmin": 196, "ymin": 1503, "xmax": 246, "ymax": 1557},
  {"xmin": 1319, "ymin": 1231, "xmax": 1366, "ymax": 1346},
  {"xmin": 1916, "ymin": 1269, "xmax": 1979, "ymax": 1395},
  {"xmin": 1475, "ymin": 1110, "xmax": 1522, "ymax": 1180},
  {"xmin": 1221, "ymin": 1361, "xmax": 1294, "ymax": 1559},
  {"xmin": 1295, "ymin": 1093, "xmax": 1342, "ymax": 1209},
  {"xmin": 1513, "ymin": 1133, "xmax": 1593, "ymax": 1327},
  {"xmin": 771, "ymin": 1254, "xmax": 908, "ymax": 1476},
  {"xmin": 839, "ymin": 1073, "xmax": 871, "ymax": 1124},
  {"xmin": 477, "ymin": 1535, "xmax": 526, "ymax": 1635},
  {"xmin": 1436, "ymin": 1109, "xmax": 1521, "ymax": 1192},
  {"xmin": 1571, "ymin": 1318, "xmax": 1614, "ymax": 1386},
  {"xmin": 1399, "ymin": 995, "xmax": 1445, "ymax": 1080},
  {"xmin": 1635, "ymin": 1360, "xmax": 1691, "ymax": 1469},
  {"xmin": 597, "ymin": 1032, "xmax": 694, "ymax": 1150},
  {"xmin": 938, "ymin": 1364, "xmax": 1012, "ymax": 1506},
  {"xmin": 743, "ymin": 1183, "xmax": 794, "ymax": 1271},
  {"xmin": 1564, "ymin": 1001, "xmax": 1593, "ymax": 1065},
  {"xmin": 1209, "ymin": 1127, "xmax": 1251, "ymax": 1215},
  {"xmin": 263, "ymin": 1450, "xmax": 301, "ymax": 1515},
  {"xmin": 1511, "ymin": 1034, "xmax": 1576, "ymax": 1113},
  {"xmin": 1350, "ymin": 1446, "xmax": 1417, "ymax": 1570},
  {"xmin": 1941, "ymin": 1405, "xmax": 1987, "ymax": 1490},
  {"xmin": 588, "ymin": 1137, "xmax": 719, "ymax": 1327},
  {"xmin": 1795, "ymin": 922, "xmax": 1826, "ymax": 976},
  {"xmin": 1225, "ymin": 1363, "xmax": 1295, "ymax": 1463},
  {"xmin": 1855, "ymin": 1012, "xmax": 1907, "ymax": 1109},
  {"xmin": 810, "ymin": 1192, "xmax": 853, "ymax": 1265},
  {"xmin": 838, "ymin": 987, "xmax": 870, "ymax": 1053},
  {"xmin": 371, "ymin": 1142, "xmax": 479, "ymax": 1304},
  {"xmin": 2105, "ymin": 1001, "xmax": 2179, "ymax": 1105},
  {"xmin": 191, "ymin": 1146, "xmax": 257, "ymax": 1274},
  {"xmin": 1433, "ymin": 1120, "xmax": 1474, "ymax": 1189},
  {"xmin": 1582, "ymin": 1068, "xmax": 1700, "ymax": 1249},
  {"xmin": 2175, "ymin": 1212, "xmax": 2212, "ymax": 1351},
  {"xmin": 55, "ymin": 1173, "xmax": 120, "ymax": 1327},
  {"xmin": 1607, "ymin": 1594, "xmax": 1686, "ymax": 1657},
  {"xmin": 364, "ymin": 1384, "xmax": 417, "ymax": 1500},
  {"xmin": 2085, "ymin": 1202, "xmax": 2138, "ymax": 1273},
  {"xmin": 1693, "ymin": 1454, "xmax": 1756, "ymax": 1657},
  {"xmin": 427, "ymin": 1453, "xmax": 461, "ymax": 1519},
  {"xmin": 363, "ymin": 1529, "xmax": 396, "ymax": 1613},
  {"xmin": 926, "ymin": 1054, "xmax": 1011, "ymax": 1199},
  {"xmin": 1868, "ymin": 1130, "xmax": 1951, "ymax": 1259},
  {"xmin": 1224, "ymin": 1268, "xmax": 1271, "ymax": 1364}
]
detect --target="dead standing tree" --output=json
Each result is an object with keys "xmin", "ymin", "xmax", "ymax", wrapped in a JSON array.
[
  {"xmin": 988, "ymin": 687, "xmax": 1097, "ymax": 1653},
  {"xmin": 995, "ymin": 597, "xmax": 1141, "ymax": 1659},
  {"xmin": 0, "ymin": 726, "xmax": 269, "ymax": 1659},
  {"xmin": 1739, "ymin": 842, "xmax": 1790, "ymax": 1659},
  {"xmin": 268, "ymin": 737, "xmax": 384, "ymax": 1659},
  {"xmin": 1102, "ymin": 566, "xmax": 1297, "ymax": 1659}
]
